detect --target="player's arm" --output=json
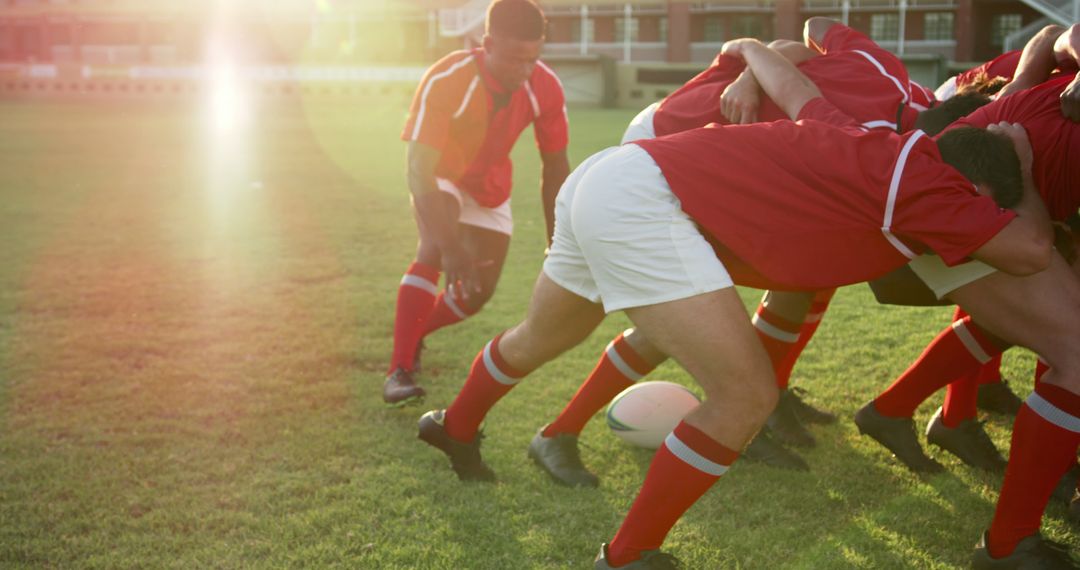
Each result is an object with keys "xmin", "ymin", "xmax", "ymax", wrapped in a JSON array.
[
  {"xmin": 722, "ymin": 39, "xmax": 822, "ymax": 120},
  {"xmin": 721, "ymin": 39, "xmax": 820, "ymax": 124},
  {"xmin": 407, "ymin": 140, "xmax": 479, "ymax": 298},
  {"xmin": 998, "ymin": 24, "xmax": 1066, "ymax": 98},
  {"xmin": 539, "ymin": 149, "xmax": 570, "ymax": 246},
  {"xmin": 968, "ymin": 122, "xmax": 1055, "ymax": 275},
  {"xmin": 1055, "ymin": 24, "xmax": 1080, "ymax": 121},
  {"xmin": 804, "ymin": 17, "xmax": 840, "ymax": 53}
]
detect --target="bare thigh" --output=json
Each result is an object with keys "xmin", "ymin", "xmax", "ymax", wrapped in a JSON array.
[{"xmin": 625, "ymin": 288, "xmax": 778, "ymax": 451}]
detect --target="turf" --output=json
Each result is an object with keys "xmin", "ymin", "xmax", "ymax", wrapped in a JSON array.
[{"xmin": 0, "ymin": 94, "xmax": 1071, "ymax": 569}]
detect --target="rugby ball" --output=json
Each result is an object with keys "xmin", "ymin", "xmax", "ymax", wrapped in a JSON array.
[{"xmin": 606, "ymin": 381, "xmax": 702, "ymax": 449}]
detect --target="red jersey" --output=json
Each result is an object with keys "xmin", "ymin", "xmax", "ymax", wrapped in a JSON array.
[
  {"xmin": 909, "ymin": 80, "xmax": 937, "ymax": 110},
  {"xmin": 951, "ymin": 73, "xmax": 1080, "ymax": 221},
  {"xmin": 402, "ymin": 48, "xmax": 568, "ymax": 208},
  {"xmin": 956, "ymin": 51, "xmax": 1022, "ymax": 89},
  {"xmin": 653, "ymin": 24, "xmax": 917, "ymax": 135},
  {"xmin": 635, "ymin": 98, "xmax": 1015, "ymax": 291}
]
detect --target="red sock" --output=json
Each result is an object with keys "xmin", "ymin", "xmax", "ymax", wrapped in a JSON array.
[
  {"xmin": 422, "ymin": 288, "xmax": 477, "ymax": 338},
  {"xmin": 942, "ymin": 373, "xmax": 979, "ymax": 427},
  {"xmin": 606, "ymin": 421, "xmax": 739, "ymax": 566},
  {"xmin": 874, "ymin": 315, "xmax": 1002, "ymax": 418},
  {"xmin": 544, "ymin": 331, "xmax": 658, "ymax": 437},
  {"xmin": 444, "ymin": 333, "xmax": 527, "ymax": 442},
  {"xmin": 389, "ymin": 261, "xmax": 440, "ymax": 373},
  {"xmin": 977, "ymin": 354, "xmax": 1004, "ymax": 385},
  {"xmin": 988, "ymin": 383, "xmax": 1080, "ymax": 558},
  {"xmin": 752, "ymin": 304, "xmax": 803, "ymax": 389},
  {"xmin": 773, "ymin": 289, "xmax": 836, "ymax": 388}
]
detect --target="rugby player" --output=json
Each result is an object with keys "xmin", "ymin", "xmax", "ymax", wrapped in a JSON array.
[{"xmin": 384, "ymin": 0, "xmax": 569, "ymax": 406}]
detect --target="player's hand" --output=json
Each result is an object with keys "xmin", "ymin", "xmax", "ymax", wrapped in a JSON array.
[
  {"xmin": 441, "ymin": 243, "xmax": 481, "ymax": 302},
  {"xmin": 721, "ymin": 74, "xmax": 760, "ymax": 124},
  {"xmin": 987, "ymin": 121, "xmax": 1033, "ymax": 177},
  {"xmin": 1060, "ymin": 75, "xmax": 1080, "ymax": 122},
  {"xmin": 720, "ymin": 38, "xmax": 761, "ymax": 60}
]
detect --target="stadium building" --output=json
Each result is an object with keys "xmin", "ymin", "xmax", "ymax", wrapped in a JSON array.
[{"xmin": 1, "ymin": 0, "xmax": 1077, "ymax": 104}]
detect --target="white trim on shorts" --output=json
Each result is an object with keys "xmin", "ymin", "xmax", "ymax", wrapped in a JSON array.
[
  {"xmin": 908, "ymin": 254, "xmax": 997, "ymax": 299},
  {"xmin": 428, "ymin": 178, "xmax": 514, "ymax": 236}
]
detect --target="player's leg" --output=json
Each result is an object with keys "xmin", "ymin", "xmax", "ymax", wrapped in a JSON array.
[
  {"xmin": 384, "ymin": 191, "xmax": 461, "ymax": 405},
  {"xmin": 420, "ymin": 201, "xmax": 512, "ymax": 338},
  {"xmin": 856, "ymin": 308, "xmax": 1006, "ymax": 473},
  {"xmin": 950, "ymin": 255, "xmax": 1080, "ymax": 566},
  {"xmin": 598, "ymin": 288, "xmax": 778, "ymax": 567},
  {"xmin": 753, "ymin": 289, "xmax": 821, "ymax": 447},
  {"xmin": 419, "ymin": 272, "xmax": 606, "ymax": 482},
  {"xmin": 772, "ymin": 289, "xmax": 838, "ymax": 423},
  {"xmin": 531, "ymin": 327, "xmax": 667, "ymax": 486},
  {"xmin": 973, "ymin": 354, "xmax": 1025, "ymax": 415}
]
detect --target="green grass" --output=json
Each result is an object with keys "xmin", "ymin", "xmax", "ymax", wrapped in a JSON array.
[{"xmin": 0, "ymin": 94, "xmax": 1070, "ymax": 569}]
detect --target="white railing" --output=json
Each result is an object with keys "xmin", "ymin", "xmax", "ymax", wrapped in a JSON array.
[
  {"xmin": 1015, "ymin": 0, "xmax": 1078, "ymax": 26},
  {"xmin": 438, "ymin": 0, "xmax": 488, "ymax": 38},
  {"xmin": 1004, "ymin": 16, "xmax": 1052, "ymax": 51}
]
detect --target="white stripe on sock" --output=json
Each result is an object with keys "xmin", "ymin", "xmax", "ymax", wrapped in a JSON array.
[
  {"xmin": 663, "ymin": 432, "xmax": 729, "ymax": 476},
  {"xmin": 951, "ymin": 320, "xmax": 992, "ymax": 364},
  {"xmin": 444, "ymin": 291, "xmax": 469, "ymax": 319},
  {"xmin": 752, "ymin": 314, "xmax": 799, "ymax": 343},
  {"xmin": 400, "ymin": 274, "xmax": 438, "ymax": 296},
  {"xmin": 1027, "ymin": 392, "xmax": 1080, "ymax": 434},
  {"xmin": 482, "ymin": 340, "xmax": 519, "ymax": 386},
  {"xmin": 605, "ymin": 341, "xmax": 644, "ymax": 381}
]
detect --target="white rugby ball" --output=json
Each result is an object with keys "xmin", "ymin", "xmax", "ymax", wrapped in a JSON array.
[{"xmin": 606, "ymin": 381, "xmax": 702, "ymax": 449}]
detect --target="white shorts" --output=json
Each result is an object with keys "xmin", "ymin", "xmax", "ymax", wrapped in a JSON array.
[
  {"xmin": 908, "ymin": 254, "xmax": 997, "ymax": 299},
  {"xmin": 427, "ymin": 178, "xmax": 513, "ymax": 236},
  {"xmin": 620, "ymin": 102, "xmax": 660, "ymax": 144},
  {"xmin": 543, "ymin": 144, "xmax": 734, "ymax": 313}
]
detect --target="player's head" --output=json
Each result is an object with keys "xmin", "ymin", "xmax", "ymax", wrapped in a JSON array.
[
  {"xmin": 913, "ymin": 92, "xmax": 992, "ymax": 135},
  {"xmin": 483, "ymin": 0, "xmax": 546, "ymax": 91},
  {"xmin": 935, "ymin": 127, "xmax": 1023, "ymax": 208}
]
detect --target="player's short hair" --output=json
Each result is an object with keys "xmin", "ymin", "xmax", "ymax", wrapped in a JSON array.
[
  {"xmin": 936, "ymin": 127, "xmax": 1023, "ymax": 208},
  {"xmin": 958, "ymin": 72, "xmax": 1010, "ymax": 97},
  {"xmin": 914, "ymin": 92, "xmax": 992, "ymax": 135},
  {"xmin": 486, "ymin": 0, "xmax": 546, "ymax": 41}
]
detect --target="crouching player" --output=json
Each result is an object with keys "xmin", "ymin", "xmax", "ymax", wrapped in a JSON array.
[{"xmin": 416, "ymin": 37, "xmax": 1051, "ymax": 568}]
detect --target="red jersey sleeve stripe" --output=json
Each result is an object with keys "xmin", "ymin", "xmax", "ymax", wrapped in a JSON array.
[
  {"xmin": 862, "ymin": 120, "xmax": 898, "ymax": 131},
  {"xmin": 881, "ymin": 130, "xmax": 925, "ymax": 259},
  {"xmin": 453, "ymin": 75, "xmax": 481, "ymax": 119},
  {"xmin": 852, "ymin": 49, "xmax": 910, "ymax": 104},
  {"xmin": 536, "ymin": 60, "xmax": 563, "ymax": 88},
  {"xmin": 524, "ymin": 81, "xmax": 541, "ymax": 117},
  {"xmin": 410, "ymin": 54, "xmax": 476, "ymax": 142}
]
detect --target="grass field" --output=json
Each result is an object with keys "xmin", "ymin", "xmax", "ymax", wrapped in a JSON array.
[{"xmin": 0, "ymin": 93, "xmax": 1072, "ymax": 569}]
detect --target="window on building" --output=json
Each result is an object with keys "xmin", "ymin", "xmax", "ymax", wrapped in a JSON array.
[
  {"xmin": 615, "ymin": 16, "xmax": 640, "ymax": 42},
  {"xmin": 990, "ymin": 13, "xmax": 1023, "ymax": 47},
  {"xmin": 659, "ymin": 16, "xmax": 668, "ymax": 42},
  {"xmin": 703, "ymin": 16, "xmax": 724, "ymax": 43},
  {"xmin": 731, "ymin": 15, "xmax": 763, "ymax": 39},
  {"xmin": 923, "ymin": 12, "xmax": 954, "ymax": 41},
  {"xmin": 569, "ymin": 17, "xmax": 595, "ymax": 44},
  {"xmin": 869, "ymin": 13, "xmax": 899, "ymax": 43}
]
